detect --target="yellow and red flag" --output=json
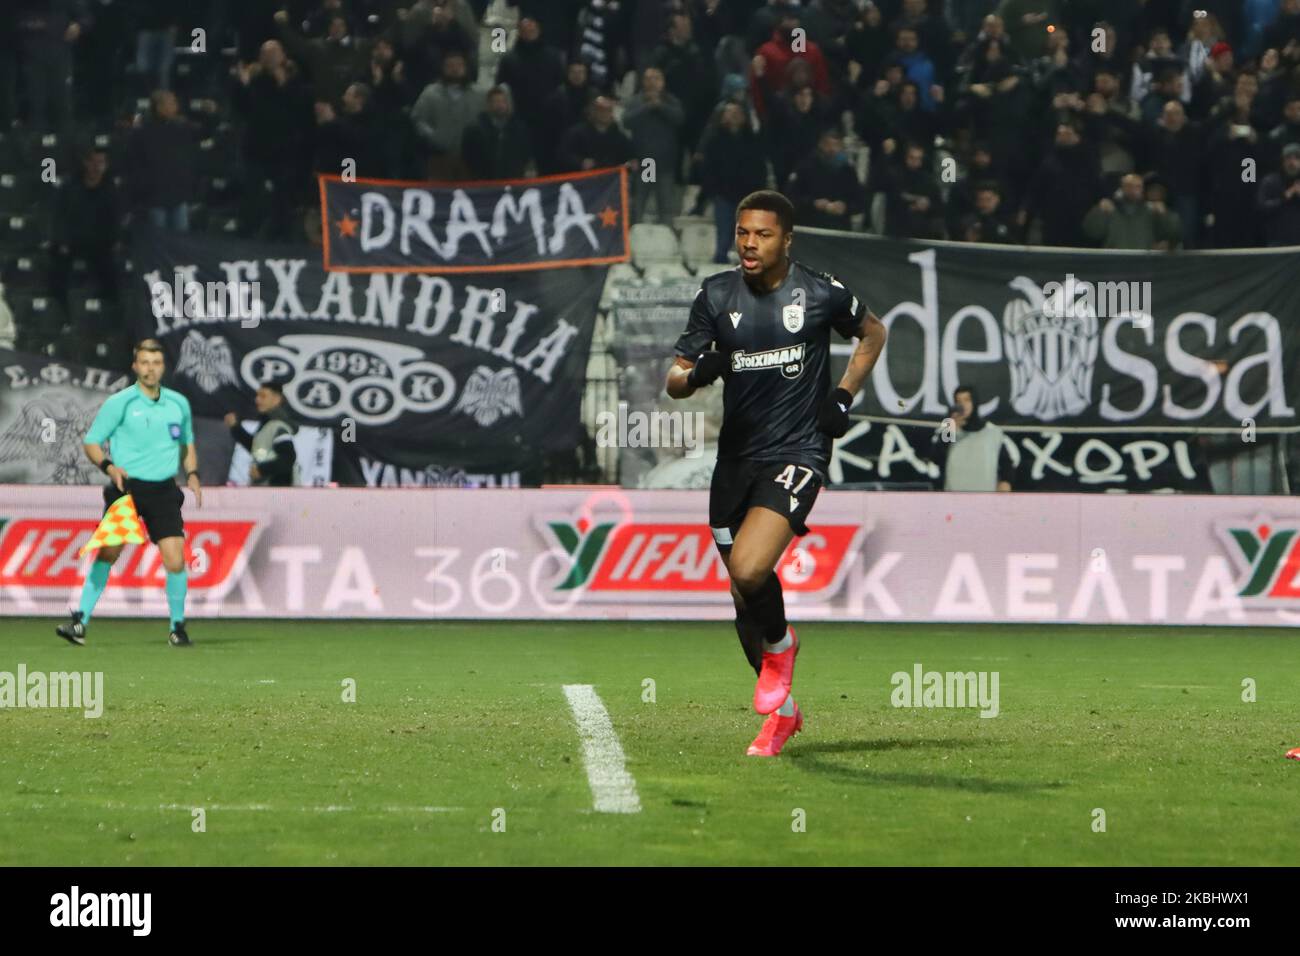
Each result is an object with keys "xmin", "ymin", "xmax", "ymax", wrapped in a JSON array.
[{"xmin": 78, "ymin": 494, "xmax": 147, "ymax": 556}]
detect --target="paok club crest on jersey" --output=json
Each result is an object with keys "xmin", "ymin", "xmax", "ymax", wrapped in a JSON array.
[{"xmin": 782, "ymin": 303, "xmax": 804, "ymax": 333}]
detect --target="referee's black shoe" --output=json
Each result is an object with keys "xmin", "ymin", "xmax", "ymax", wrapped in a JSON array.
[
  {"xmin": 168, "ymin": 621, "xmax": 193, "ymax": 647},
  {"xmin": 56, "ymin": 610, "xmax": 86, "ymax": 646}
]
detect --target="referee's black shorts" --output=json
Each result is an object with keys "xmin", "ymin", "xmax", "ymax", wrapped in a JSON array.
[
  {"xmin": 708, "ymin": 456, "xmax": 824, "ymax": 548},
  {"xmin": 103, "ymin": 478, "xmax": 185, "ymax": 544}
]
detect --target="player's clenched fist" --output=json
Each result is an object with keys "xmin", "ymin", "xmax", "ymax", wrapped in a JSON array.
[
  {"xmin": 817, "ymin": 388, "xmax": 853, "ymax": 438},
  {"xmin": 687, "ymin": 350, "xmax": 727, "ymax": 388}
]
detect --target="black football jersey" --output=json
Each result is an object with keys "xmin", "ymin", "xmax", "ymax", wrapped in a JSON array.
[{"xmin": 673, "ymin": 259, "xmax": 867, "ymax": 476}]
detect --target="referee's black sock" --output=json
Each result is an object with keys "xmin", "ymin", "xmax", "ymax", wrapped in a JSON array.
[{"xmin": 738, "ymin": 572, "xmax": 788, "ymax": 646}]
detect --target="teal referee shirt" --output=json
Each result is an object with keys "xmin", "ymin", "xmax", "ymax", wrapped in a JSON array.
[{"xmin": 84, "ymin": 383, "xmax": 194, "ymax": 481}]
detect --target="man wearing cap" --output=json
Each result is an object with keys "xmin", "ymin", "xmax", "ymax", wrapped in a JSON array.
[
  {"xmin": 1192, "ymin": 41, "xmax": 1236, "ymax": 118},
  {"xmin": 1259, "ymin": 142, "xmax": 1300, "ymax": 245}
]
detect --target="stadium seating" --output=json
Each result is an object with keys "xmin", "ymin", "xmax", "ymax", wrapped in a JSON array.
[
  {"xmin": 676, "ymin": 219, "xmax": 716, "ymax": 271},
  {"xmin": 628, "ymin": 223, "xmax": 681, "ymax": 268}
]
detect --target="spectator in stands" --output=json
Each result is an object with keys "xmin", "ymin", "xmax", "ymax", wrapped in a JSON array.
[
  {"xmin": 461, "ymin": 85, "xmax": 532, "ymax": 179},
  {"xmin": 1074, "ymin": 21, "xmax": 1128, "ymax": 96},
  {"xmin": 274, "ymin": 8, "xmax": 371, "ymax": 105},
  {"xmin": 786, "ymin": 128, "xmax": 864, "ymax": 231},
  {"xmin": 125, "ymin": 90, "xmax": 200, "ymax": 232},
  {"xmin": 1191, "ymin": 41, "xmax": 1236, "ymax": 119},
  {"xmin": 651, "ymin": 11, "xmax": 715, "ymax": 174},
  {"xmin": 801, "ymin": 0, "xmax": 862, "ymax": 81},
  {"xmin": 961, "ymin": 181, "xmax": 1019, "ymax": 243},
  {"xmin": 0, "ymin": 286, "xmax": 15, "ymax": 350},
  {"xmin": 49, "ymin": 145, "xmax": 120, "ymax": 306},
  {"xmin": 412, "ymin": 52, "xmax": 485, "ymax": 180},
  {"xmin": 540, "ymin": 61, "xmax": 595, "ymax": 174},
  {"xmin": 1083, "ymin": 172, "xmax": 1181, "ymax": 249},
  {"xmin": 507, "ymin": 0, "xmax": 576, "ymax": 55},
  {"xmin": 574, "ymin": 0, "xmax": 631, "ymax": 94},
  {"xmin": 1269, "ymin": 94, "xmax": 1300, "ymax": 157},
  {"xmin": 313, "ymin": 82, "xmax": 387, "ymax": 179},
  {"xmin": 1181, "ymin": 10, "xmax": 1227, "ymax": 88},
  {"xmin": 365, "ymin": 37, "xmax": 411, "ymax": 117},
  {"xmin": 748, "ymin": 0, "xmax": 803, "ymax": 52},
  {"xmin": 230, "ymin": 40, "xmax": 314, "ymax": 241},
  {"xmin": 1263, "ymin": 0, "xmax": 1300, "ymax": 51},
  {"xmin": 959, "ymin": 37, "xmax": 1030, "ymax": 178},
  {"xmin": 749, "ymin": 10, "xmax": 833, "ymax": 121},
  {"xmin": 1258, "ymin": 141, "xmax": 1300, "ymax": 244},
  {"xmin": 890, "ymin": 27, "xmax": 939, "ymax": 112},
  {"xmin": 946, "ymin": 141, "xmax": 1007, "ymax": 238},
  {"xmin": 1142, "ymin": 100, "xmax": 1205, "ymax": 249},
  {"xmin": 767, "ymin": 83, "xmax": 831, "ymax": 189},
  {"xmin": 956, "ymin": 13, "xmax": 1017, "ymax": 76},
  {"xmin": 1139, "ymin": 67, "xmax": 1187, "ymax": 127},
  {"xmin": 132, "ymin": 1, "xmax": 179, "ymax": 92},
  {"xmin": 894, "ymin": 0, "xmax": 956, "ymax": 82},
  {"xmin": 1021, "ymin": 122, "xmax": 1101, "ymax": 247},
  {"xmin": 994, "ymin": 0, "xmax": 1057, "ymax": 62},
  {"xmin": 1030, "ymin": 22, "xmax": 1084, "ymax": 103},
  {"xmin": 929, "ymin": 383, "xmax": 1014, "ymax": 492},
  {"xmin": 395, "ymin": 0, "xmax": 478, "ymax": 93},
  {"xmin": 846, "ymin": 1, "xmax": 891, "ymax": 98},
  {"xmin": 1204, "ymin": 75, "xmax": 1265, "ymax": 247},
  {"xmin": 1255, "ymin": 45, "xmax": 1291, "ymax": 131},
  {"xmin": 855, "ymin": 64, "xmax": 904, "ymax": 153},
  {"xmin": 948, "ymin": 2, "xmax": 1003, "ymax": 41},
  {"xmin": 556, "ymin": 95, "xmax": 634, "ymax": 174},
  {"xmin": 302, "ymin": 0, "xmax": 352, "ymax": 40},
  {"xmin": 1082, "ymin": 67, "xmax": 1140, "ymax": 177},
  {"xmin": 1130, "ymin": 27, "xmax": 1187, "ymax": 108},
  {"xmin": 880, "ymin": 141, "xmax": 945, "ymax": 240},
  {"xmin": 362, "ymin": 37, "xmax": 411, "ymax": 174},
  {"xmin": 494, "ymin": 18, "xmax": 565, "ymax": 176},
  {"xmin": 16, "ymin": 0, "xmax": 88, "ymax": 131},
  {"xmin": 878, "ymin": 81, "xmax": 946, "ymax": 156},
  {"xmin": 623, "ymin": 67, "xmax": 685, "ymax": 225},
  {"xmin": 699, "ymin": 101, "xmax": 769, "ymax": 262}
]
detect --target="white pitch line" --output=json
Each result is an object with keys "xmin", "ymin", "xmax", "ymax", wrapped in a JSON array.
[
  {"xmin": 562, "ymin": 684, "xmax": 641, "ymax": 814},
  {"xmin": 24, "ymin": 802, "xmax": 463, "ymax": 814}
]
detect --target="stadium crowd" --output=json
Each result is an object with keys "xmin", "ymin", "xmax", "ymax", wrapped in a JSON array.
[{"xmin": 3, "ymin": 0, "xmax": 1300, "ymax": 361}]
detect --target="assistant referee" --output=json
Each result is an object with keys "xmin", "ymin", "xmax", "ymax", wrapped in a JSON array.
[{"xmin": 56, "ymin": 338, "xmax": 202, "ymax": 647}]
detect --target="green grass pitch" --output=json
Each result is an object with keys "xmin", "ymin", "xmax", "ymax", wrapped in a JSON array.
[{"xmin": 0, "ymin": 618, "xmax": 1296, "ymax": 865}]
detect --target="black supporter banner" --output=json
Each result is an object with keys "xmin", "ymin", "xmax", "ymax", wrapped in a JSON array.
[
  {"xmin": 0, "ymin": 351, "xmax": 129, "ymax": 484},
  {"xmin": 319, "ymin": 167, "xmax": 630, "ymax": 273},
  {"xmin": 129, "ymin": 225, "xmax": 606, "ymax": 478},
  {"xmin": 829, "ymin": 420, "xmax": 1215, "ymax": 493},
  {"xmin": 796, "ymin": 231, "xmax": 1300, "ymax": 432}
]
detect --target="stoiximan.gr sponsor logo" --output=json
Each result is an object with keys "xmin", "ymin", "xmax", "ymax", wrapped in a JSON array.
[{"xmin": 1217, "ymin": 514, "xmax": 1300, "ymax": 605}]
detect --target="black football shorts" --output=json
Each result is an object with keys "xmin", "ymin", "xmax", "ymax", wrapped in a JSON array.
[
  {"xmin": 708, "ymin": 456, "xmax": 824, "ymax": 547},
  {"xmin": 102, "ymin": 478, "xmax": 186, "ymax": 544}
]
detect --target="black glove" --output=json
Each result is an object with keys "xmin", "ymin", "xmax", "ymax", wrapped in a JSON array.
[
  {"xmin": 687, "ymin": 350, "xmax": 726, "ymax": 388},
  {"xmin": 818, "ymin": 387, "xmax": 853, "ymax": 438}
]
